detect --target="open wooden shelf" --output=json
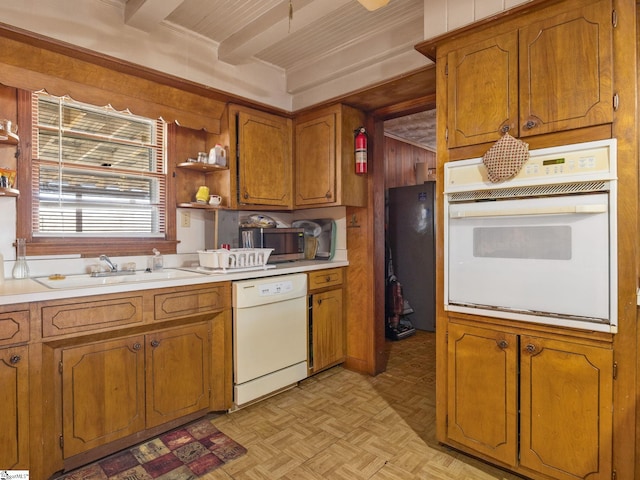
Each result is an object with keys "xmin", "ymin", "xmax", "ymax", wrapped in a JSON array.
[
  {"xmin": 177, "ymin": 162, "xmax": 227, "ymax": 172},
  {"xmin": 0, "ymin": 132, "xmax": 19, "ymax": 145},
  {"xmin": 177, "ymin": 202, "xmax": 226, "ymax": 210},
  {"xmin": 0, "ymin": 187, "xmax": 19, "ymax": 197}
]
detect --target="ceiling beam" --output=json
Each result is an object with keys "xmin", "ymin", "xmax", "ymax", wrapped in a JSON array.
[
  {"xmin": 217, "ymin": 0, "xmax": 352, "ymax": 65},
  {"xmin": 125, "ymin": 0, "xmax": 183, "ymax": 31}
]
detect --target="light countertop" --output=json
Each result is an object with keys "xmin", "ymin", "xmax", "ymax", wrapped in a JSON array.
[{"xmin": 0, "ymin": 260, "xmax": 348, "ymax": 306}]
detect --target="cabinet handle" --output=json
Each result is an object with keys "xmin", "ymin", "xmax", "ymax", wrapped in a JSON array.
[
  {"xmin": 150, "ymin": 340, "xmax": 160, "ymax": 348},
  {"xmin": 317, "ymin": 298, "xmax": 323, "ymax": 305},
  {"xmin": 523, "ymin": 119, "xmax": 537, "ymax": 130},
  {"xmin": 9, "ymin": 354, "xmax": 21, "ymax": 364},
  {"xmin": 525, "ymin": 343, "xmax": 537, "ymax": 353},
  {"xmin": 132, "ymin": 342, "xmax": 141, "ymax": 351},
  {"xmin": 325, "ymin": 276, "xmax": 331, "ymax": 282},
  {"xmin": 500, "ymin": 125, "xmax": 510, "ymax": 134},
  {"xmin": 497, "ymin": 340, "xmax": 508, "ymax": 349}
]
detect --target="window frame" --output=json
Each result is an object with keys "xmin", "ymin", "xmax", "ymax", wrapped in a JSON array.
[{"xmin": 16, "ymin": 89, "xmax": 178, "ymax": 257}]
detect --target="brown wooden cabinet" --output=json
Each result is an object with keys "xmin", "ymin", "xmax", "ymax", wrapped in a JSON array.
[
  {"xmin": 60, "ymin": 323, "xmax": 210, "ymax": 458},
  {"xmin": 230, "ymin": 104, "xmax": 293, "ymax": 208},
  {"xmin": 446, "ymin": 0, "xmax": 612, "ymax": 149},
  {"xmin": 0, "ymin": 344, "xmax": 29, "ymax": 469},
  {"xmin": 61, "ymin": 334, "xmax": 146, "ymax": 458},
  {"xmin": 0, "ymin": 306, "xmax": 30, "ymax": 469},
  {"xmin": 33, "ymin": 283, "xmax": 231, "ymax": 475},
  {"xmin": 519, "ymin": 334, "xmax": 613, "ymax": 480},
  {"xmin": 447, "ymin": 322, "xmax": 613, "ymax": 479},
  {"xmin": 308, "ymin": 268, "xmax": 345, "ymax": 374},
  {"xmin": 447, "ymin": 323, "xmax": 518, "ymax": 467},
  {"xmin": 294, "ymin": 104, "xmax": 367, "ymax": 208},
  {"xmin": 145, "ymin": 323, "xmax": 210, "ymax": 428}
]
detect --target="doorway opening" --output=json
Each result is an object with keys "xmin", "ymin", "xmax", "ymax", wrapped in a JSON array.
[{"xmin": 382, "ymin": 109, "xmax": 437, "ymax": 335}]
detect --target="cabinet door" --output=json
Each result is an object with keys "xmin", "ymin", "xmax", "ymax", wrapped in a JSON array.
[
  {"xmin": 520, "ymin": 335, "xmax": 612, "ymax": 480},
  {"xmin": 295, "ymin": 113, "xmax": 336, "ymax": 207},
  {"xmin": 62, "ymin": 335, "xmax": 145, "ymax": 458},
  {"xmin": 237, "ymin": 109, "xmax": 292, "ymax": 207},
  {"xmin": 519, "ymin": 0, "xmax": 613, "ymax": 137},
  {"xmin": 0, "ymin": 346, "xmax": 28, "ymax": 469},
  {"xmin": 146, "ymin": 323, "xmax": 210, "ymax": 428},
  {"xmin": 311, "ymin": 289, "xmax": 344, "ymax": 373},
  {"xmin": 447, "ymin": 323, "xmax": 518, "ymax": 467},
  {"xmin": 447, "ymin": 31, "xmax": 518, "ymax": 148}
]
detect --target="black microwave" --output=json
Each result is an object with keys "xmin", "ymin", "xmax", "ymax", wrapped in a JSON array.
[{"xmin": 239, "ymin": 227, "xmax": 305, "ymax": 262}]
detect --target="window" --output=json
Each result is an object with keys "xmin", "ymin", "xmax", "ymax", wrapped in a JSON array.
[
  {"xmin": 22, "ymin": 92, "xmax": 175, "ymax": 256},
  {"xmin": 33, "ymin": 92, "xmax": 166, "ymax": 236}
]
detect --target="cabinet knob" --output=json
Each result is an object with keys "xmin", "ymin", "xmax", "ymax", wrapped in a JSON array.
[
  {"xmin": 243, "ymin": 191, "xmax": 249, "ymax": 199},
  {"xmin": 523, "ymin": 119, "xmax": 537, "ymax": 130},
  {"xmin": 132, "ymin": 342, "xmax": 141, "ymax": 351},
  {"xmin": 325, "ymin": 191, "xmax": 332, "ymax": 199},
  {"xmin": 9, "ymin": 354, "xmax": 21, "ymax": 364},
  {"xmin": 497, "ymin": 340, "xmax": 508, "ymax": 349},
  {"xmin": 150, "ymin": 339, "xmax": 160, "ymax": 348},
  {"xmin": 500, "ymin": 125, "xmax": 510, "ymax": 134},
  {"xmin": 525, "ymin": 343, "xmax": 537, "ymax": 353}
]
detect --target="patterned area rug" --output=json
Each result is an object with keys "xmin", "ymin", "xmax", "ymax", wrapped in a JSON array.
[{"xmin": 57, "ymin": 417, "xmax": 246, "ymax": 480}]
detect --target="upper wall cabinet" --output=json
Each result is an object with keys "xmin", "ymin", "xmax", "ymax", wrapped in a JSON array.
[
  {"xmin": 446, "ymin": 0, "xmax": 612, "ymax": 149},
  {"xmin": 294, "ymin": 104, "xmax": 367, "ymax": 208},
  {"xmin": 230, "ymin": 104, "xmax": 293, "ymax": 209}
]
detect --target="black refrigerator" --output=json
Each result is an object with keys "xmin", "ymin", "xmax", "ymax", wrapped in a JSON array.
[{"xmin": 387, "ymin": 182, "xmax": 436, "ymax": 332}]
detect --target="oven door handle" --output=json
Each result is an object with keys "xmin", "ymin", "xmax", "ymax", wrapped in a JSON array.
[{"xmin": 450, "ymin": 203, "xmax": 607, "ymax": 218}]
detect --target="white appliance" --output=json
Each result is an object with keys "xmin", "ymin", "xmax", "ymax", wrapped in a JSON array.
[
  {"xmin": 444, "ymin": 139, "xmax": 617, "ymax": 333},
  {"xmin": 232, "ymin": 273, "xmax": 308, "ymax": 407}
]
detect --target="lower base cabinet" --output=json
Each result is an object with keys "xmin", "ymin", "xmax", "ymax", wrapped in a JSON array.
[
  {"xmin": 61, "ymin": 323, "xmax": 210, "ymax": 458},
  {"xmin": 0, "ymin": 345, "xmax": 29, "ymax": 469},
  {"xmin": 308, "ymin": 269, "xmax": 345, "ymax": 374},
  {"xmin": 447, "ymin": 322, "xmax": 613, "ymax": 480}
]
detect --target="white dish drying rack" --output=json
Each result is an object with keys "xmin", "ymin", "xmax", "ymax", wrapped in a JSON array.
[{"xmin": 197, "ymin": 248, "xmax": 275, "ymax": 273}]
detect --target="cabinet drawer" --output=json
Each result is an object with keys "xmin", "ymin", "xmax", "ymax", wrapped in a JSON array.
[
  {"xmin": 308, "ymin": 268, "xmax": 343, "ymax": 291},
  {"xmin": 42, "ymin": 295, "xmax": 144, "ymax": 337},
  {"xmin": 0, "ymin": 310, "xmax": 29, "ymax": 347},
  {"xmin": 154, "ymin": 285, "xmax": 228, "ymax": 321}
]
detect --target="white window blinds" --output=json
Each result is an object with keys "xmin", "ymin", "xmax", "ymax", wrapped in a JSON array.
[{"xmin": 31, "ymin": 92, "xmax": 166, "ymax": 237}]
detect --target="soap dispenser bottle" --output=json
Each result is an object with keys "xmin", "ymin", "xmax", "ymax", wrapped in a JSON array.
[{"xmin": 148, "ymin": 248, "xmax": 163, "ymax": 271}]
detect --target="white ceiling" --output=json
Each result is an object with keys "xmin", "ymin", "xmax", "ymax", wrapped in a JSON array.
[
  {"xmin": 125, "ymin": 0, "xmax": 425, "ymax": 95},
  {"xmin": 123, "ymin": 0, "xmax": 435, "ymax": 148}
]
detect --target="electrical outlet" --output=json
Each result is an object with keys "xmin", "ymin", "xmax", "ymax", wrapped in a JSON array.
[{"xmin": 180, "ymin": 211, "xmax": 191, "ymax": 228}]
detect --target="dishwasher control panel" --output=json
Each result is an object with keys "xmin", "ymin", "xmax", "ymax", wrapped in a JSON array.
[{"xmin": 258, "ymin": 280, "xmax": 294, "ymax": 296}]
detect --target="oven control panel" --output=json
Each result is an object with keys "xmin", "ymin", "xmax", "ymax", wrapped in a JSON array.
[{"xmin": 445, "ymin": 139, "xmax": 617, "ymax": 193}]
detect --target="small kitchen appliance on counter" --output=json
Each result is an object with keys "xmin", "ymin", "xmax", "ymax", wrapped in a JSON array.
[
  {"xmin": 238, "ymin": 227, "xmax": 305, "ymax": 263},
  {"xmin": 292, "ymin": 218, "xmax": 336, "ymax": 260}
]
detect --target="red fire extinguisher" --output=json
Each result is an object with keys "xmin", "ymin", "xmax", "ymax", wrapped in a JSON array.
[{"xmin": 354, "ymin": 127, "xmax": 368, "ymax": 175}]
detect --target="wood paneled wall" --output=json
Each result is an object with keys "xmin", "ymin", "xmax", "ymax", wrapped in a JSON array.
[{"xmin": 383, "ymin": 135, "xmax": 436, "ymax": 189}]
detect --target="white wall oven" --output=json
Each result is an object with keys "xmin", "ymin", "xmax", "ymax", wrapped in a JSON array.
[{"xmin": 444, "ymin": 139, "xmax": 617, "ymax": 333}]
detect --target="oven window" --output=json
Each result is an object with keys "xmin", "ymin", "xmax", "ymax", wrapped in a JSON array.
[{"xmin": 473, "ymin": 226, "xmax": 572, "ymax": 260}]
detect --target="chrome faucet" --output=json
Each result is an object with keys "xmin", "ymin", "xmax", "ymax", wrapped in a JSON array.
[{"xmin": 99, "ymin": 254, "xmax": 117, "ymax": 272}]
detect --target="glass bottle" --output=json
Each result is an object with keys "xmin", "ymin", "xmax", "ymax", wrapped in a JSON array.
[{"xmin": 12, "ymin": 238, "xmax": 30, "ymax": 279}]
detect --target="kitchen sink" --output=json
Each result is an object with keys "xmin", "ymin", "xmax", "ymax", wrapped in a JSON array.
[{"xmin": 34, "ymin": 269, "xmax": 205, "ymax": 289}]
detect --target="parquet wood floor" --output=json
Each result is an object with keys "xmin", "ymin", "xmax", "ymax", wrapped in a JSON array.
[{"xmin": 203, "ymin": 331, "xmax": 525, "ymax": 479}]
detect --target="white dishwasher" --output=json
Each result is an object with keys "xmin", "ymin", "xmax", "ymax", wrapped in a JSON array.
[{"xmin": 232, "ymin": 273, "xmax": 308, "ymax": 407}]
